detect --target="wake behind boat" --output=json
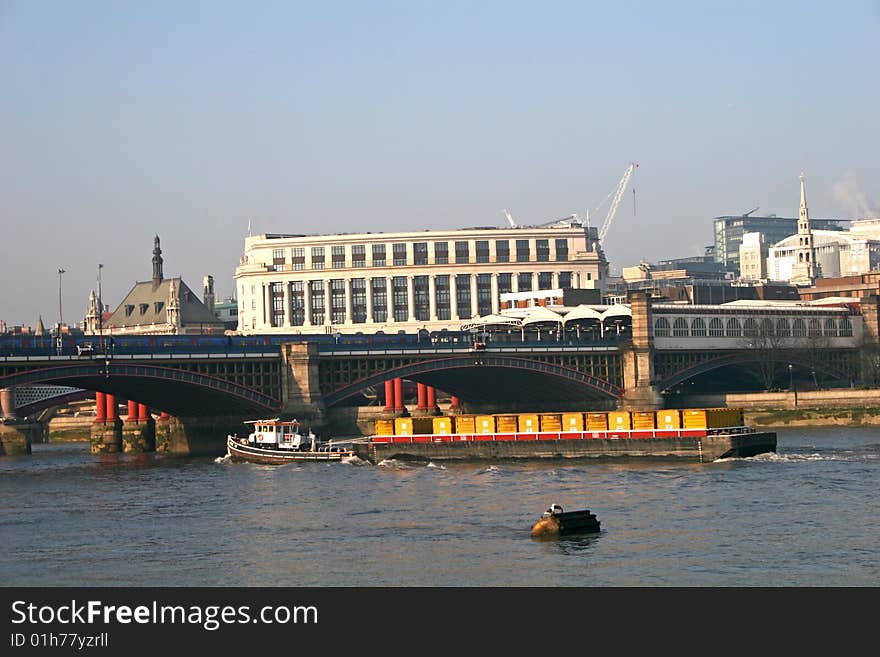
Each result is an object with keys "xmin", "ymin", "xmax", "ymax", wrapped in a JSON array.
[{"xmin": 226, "ymin": 418, "xmax": 354, "ymax": 464}]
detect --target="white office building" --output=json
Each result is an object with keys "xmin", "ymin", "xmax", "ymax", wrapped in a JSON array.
[{"xmin": 233, "ymin": 224, "xmax": 608, "ymax": 334}]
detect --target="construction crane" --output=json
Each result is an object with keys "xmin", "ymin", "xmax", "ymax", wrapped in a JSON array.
[
  {"xmin": 502, "ymin": 209, "xmax": 517, "ymax": 228},
  {"xmin": 597, "ymin": 162, "xmax": 638, "ymax": 244}
]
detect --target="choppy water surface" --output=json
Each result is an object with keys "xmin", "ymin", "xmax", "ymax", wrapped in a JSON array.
[{"xmin": 1, "ymin": 427, "xmax": 878, "ymax": 586}]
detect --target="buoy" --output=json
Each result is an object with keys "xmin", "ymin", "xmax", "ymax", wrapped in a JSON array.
[{"xmin": 531, "ymin": 504, "xmax": 600, "ymax": 537}]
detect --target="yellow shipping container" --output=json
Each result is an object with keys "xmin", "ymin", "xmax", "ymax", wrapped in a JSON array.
[
  {"xmin": 394, "ymin": 417, "xmax": 414, "ymax": 435},
  {"xmin": 655, "ymin": 410, "xmax": 681, "ymax": 430},
  {"xmin": 518, "ymin": 414, "xmax": 539, "ymax": 432},
  {"xmin": 562, "ymin": 412, "xmax": 584, "ymax": 431},
  {"xmin": 682, "ymin": 408, "xmax": 732, "ymax": 429},
  {"xmin": 432, "ymin": 417, "xmax": 453, "ymax": 435},
  {"xmin": 730, "ymin": 408, "xmax": 744, "ymax": 426},
  {"xmin": 454, "ymin": 415, "xmax": 476, "ymax": 433},
  {"xmin": 539, "ymin": 413, "xmax": 562, "ymax": 432},
  {"xmin": 608, "ymin": 411, "xmax": 632, "ymax": 430},
  {"xmin": 475, "ymin": 415, "xmax": 496, "ymax": 434},
  {"xmin": 586, "ymin": 412, "xmax": 609, "ymax": 431},
  {"xmin": 495, "ymin": 414, "xmax": 519, "ymax": 433},
  {"xmin": 631, "ymin": 411, "xmax": 656, "ymax": 430},
  {"xmin": 375, "ymin": 418, "xmax": 395, "ymax": 435}
]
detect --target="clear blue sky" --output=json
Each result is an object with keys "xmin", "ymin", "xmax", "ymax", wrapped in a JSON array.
[{"xmin": 2, "ymin": 0, "xmax": 878, "ymax": 327}]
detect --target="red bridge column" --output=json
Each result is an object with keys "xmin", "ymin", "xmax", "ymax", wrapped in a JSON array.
[
  {"xmin": 384, "ymin": 380, "xmax": 394, "ymax": 412},
  {"xmin": 417, "ymin": 383, "xmax": 427, "ymax": 410},
  {"xmin": 95, "ymin": 392, "xmax": 106, "ymax": 423},
  {"xmin": 127, "ymin": 400, "xmax": 138, "ymax": 422},
  {"xmin": 393, "ymin": 378, "xmax": 404, "ymax": 412},
  {"xmin": 450, "ymin": 396, "xmax": 460, "ymax": 410},
  {"xmin": 426, "ymin": 386, "xmax": 436, "ymax": 410},
  {"xmin": 105, "ymin": 394, "xmax": 118, "ymax": 422},
  {"xmin": 138, "ymin": 403, "xmax": 149, "ymax": 422}
]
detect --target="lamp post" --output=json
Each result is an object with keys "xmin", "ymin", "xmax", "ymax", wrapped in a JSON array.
[
  {"xmin": 97, "ymin": 263, "xmax": 103, "ymax": 351},
  {"xmin": 57, "ymin": 268, "xmax": 65, "ymax": 355},
  {"xmin": 788, "ymin": 363, "xmax": 796, "ymax": 408}
]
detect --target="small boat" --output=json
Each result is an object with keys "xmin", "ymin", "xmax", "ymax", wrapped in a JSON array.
[
  {"xmin": 226, "ymin": 418, "xmax": 354, "ymax": 464},
  {"xmin": 530, "ymin": 504, "xmax": 600, "ymax": 537}
]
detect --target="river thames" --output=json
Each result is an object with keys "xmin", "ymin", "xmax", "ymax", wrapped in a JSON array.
[{"xmin": 1, "ymin": 426, "xmax": 877, "ymax": 587}]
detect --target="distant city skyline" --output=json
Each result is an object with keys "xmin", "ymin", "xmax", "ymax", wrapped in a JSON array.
[{"xmin": 2, "ymin": 1, "xmax": 878, "ymax": 327}]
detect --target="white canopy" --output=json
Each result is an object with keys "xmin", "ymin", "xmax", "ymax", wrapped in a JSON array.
[
  {"xmin": 601, "ymin": 304, "xmax": 632, "ymax": 320},
  {"xmin": 460, "ymin": 314, "xmax": 523, "ymax": 332},
  {"xmin": 521, "ymin": 307, "xmax": 565, "ymax": 327},
  {"xmin": 562, "ymin": 304, "xmax": 604, "ymax": 325}
]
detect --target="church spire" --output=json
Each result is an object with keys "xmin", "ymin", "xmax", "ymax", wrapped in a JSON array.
[
  {"xmin": 790, "ymin": 172, "xmax": 818, "ymax": 286},
  {"xmin": 152, "ymin": 235, "xmax": 164, "ymax": 286}
]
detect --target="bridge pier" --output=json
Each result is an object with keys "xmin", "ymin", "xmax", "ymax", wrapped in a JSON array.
[
  {"xmin": 91, "ymin": 393, "xmax": 123, "ymax": 453},
  {"xmin": 122, "ymin": 402, "xmax": 155, "ymax": 453},
  {"xmin": 280, "ymin": 342, "xmax": 326, "ymax": 428},
  {"xmin": 620, "ymin": 291, "xmax": 663, "ymax": 411},
  {"xmin": 155, "ymin": 415, "xmax": 245, "ymax": 457},
  {"xmin": 1, "ymin": 388, "xmax": 35, "ymax": 456}
]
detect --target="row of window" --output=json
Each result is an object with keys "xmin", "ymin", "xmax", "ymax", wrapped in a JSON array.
[
  {"xmin": 255, "ymin": 272, "xmax": 575, "ymax": 327},
  {"xmin": 269, "ymin": 239, "xmax": 571, "ymax": 271},
  {"xmin": 653, "ymin": 316, "xmax": 854, "ymax": 338}
]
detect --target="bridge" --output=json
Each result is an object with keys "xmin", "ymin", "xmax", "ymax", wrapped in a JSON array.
[{"xmin": 1, "ymin": 292, "xmax": 874, "ymax": 456}]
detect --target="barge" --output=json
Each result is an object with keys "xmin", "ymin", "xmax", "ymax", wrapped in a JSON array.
[{"xmin": 351, "ymin": 408, "xmax": 777, "ymax": 464}]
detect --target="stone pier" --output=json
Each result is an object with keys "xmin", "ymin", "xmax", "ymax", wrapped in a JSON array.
[
  {"xmin": 155, "ymin": 415, "xmax": 246, "ymax": 457},
  {"xmin": 280, "ymin": 342, "xmax": 326, "ymax": 428},
  {"xmin": 0, "ymin": 387, "xmax": 36, "ymax": 456},
  {"xmin": 122, "ymin": 401, "xmax": 156, "ymax": 453},
  {"xmin": 620, "ymin": 291, "xmax": 663, "ymax": 411}
]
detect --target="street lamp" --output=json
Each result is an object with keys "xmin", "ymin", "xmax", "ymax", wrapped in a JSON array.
[
  {"xmin": 788, "ymin": 363, "xmax": 793, "ymax": 390},
  {"xmin": 57, "ymin": 268, "xmax": 65, "ymax": 355},
  {"xmin": 97, "ymin": 263, "xmax": 103, "ymax": 350}
]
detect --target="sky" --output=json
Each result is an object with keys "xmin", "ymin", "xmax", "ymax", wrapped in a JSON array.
[{"xmin": 2, "ymin": 0, "xmax": 879, "ymax": 328}]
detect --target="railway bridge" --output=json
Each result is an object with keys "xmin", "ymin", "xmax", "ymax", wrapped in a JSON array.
[{"xmin": 1, "ymin": 293, "xmax": 874, "ymax": 456}]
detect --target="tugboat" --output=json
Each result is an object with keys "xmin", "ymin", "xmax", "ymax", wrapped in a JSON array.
[
  {"xmin": 530, "ymin": 504, "xmax": 601, "ymax": 537},
  {"xmin": 226, "ymin": 418, "xmax": 354, "ymax": 464}
]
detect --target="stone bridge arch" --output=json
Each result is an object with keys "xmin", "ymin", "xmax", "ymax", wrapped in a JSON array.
[{"xmin": 322, "ymin": 355, "xmax": 622, "ymax": 407}]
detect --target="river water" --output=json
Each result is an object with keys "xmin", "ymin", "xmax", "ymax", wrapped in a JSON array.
[{"xmin": 1, "ymin": 427, "xmax": 878, "ymax": 587}]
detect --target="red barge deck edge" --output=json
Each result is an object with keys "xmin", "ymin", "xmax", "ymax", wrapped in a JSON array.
[{"xmin": 351, "ymin": 427, "xmax": 777, "ymax": 464}]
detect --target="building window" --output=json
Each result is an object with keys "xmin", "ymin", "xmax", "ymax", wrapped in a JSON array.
[
  {"xmin": 743, "ymin": 318, "xmax": 760, "ymax": 337},
  {"xmin": 330, "ymin": 279, "xmax": 346, "ymax": 324},
  {"xmin": 708, "ymin": 318, "xmax": 723, "ymax": 337},
  {"xmin": 760, "ymin": 318, "xmax": 775, "ymax": 337},
  {"xmin": 538, "ymin": 272, "xmax": 553, "ymax": 290},
  {"xmin": 435, "ymin": 275, "xmax": 450, "ymax": 320},
  {"xmin": 840, "ymin": 317, "xmax": 853, "ymax": 337},
  {"xmin": 516, "ymin": 239, "xmax": 530, "ymax": 262},
  {"xmin": 672, "ymin": 318, "xmax": 688, "ymax": 337},
  {"xmin": 393, "ymin": 243, "xmax": 407, "ymax": 266},
  {"xmin": 331, "ymin": 245, "xmax": 346, "ymax": 269},
  {"xmin": 350, "ymin": 278, "xmax": 366, "ymax": 323},
  {"xmin": 270, "ymin": 282, "xmax": 285, "ymax": 327},
  {"xmin": 290, "ymin": 281, "xmax": 305, "ymax": 326},
  {"xmin": 352, "ymin": 244, "xmax": 366, "ymax": 268},
  {"xmin": 776, "ymin": 318, "xmax": 791, "ymax": 336},
  {"xmin": 691, "ymin": 318, "xmax": 707, "ymax": 337},
  {"xmin": 414, "ymin": 275, "xmax": 429, "ymax": 321},
  {"xmin": 558, "ymin": 272, "xmax": 572, "ymax": 289},
  {"xmin": 517, "ymin": 272, "xmax": 532, "ymax": 292},
  {"xmin": 477, "ymin": 273, "xmax": 492, "ymax": 316},
  {"xmin": 823, "ymin": 318, "xmax": 837, "ymax": 337},
  {"xmin": 392, "ymin": 276, "xmax": 408, "ymax": 322},
  {"xmin": 476, "ymin": 240, "xmax": 490, "ymax": 263},
  {"xmin": 496, "ymin": 240, "xmax": 510, "ymax": 263},
  {"xmin": 455, "ymin": 241, "xmax": 470, "ymax": 264},
  {"xmin": 726, "ymin": 318, "xmax": 742, "ymax": 337},
  {"xmin": 536, "ymin": 239, "xmax": 549, "ymax": 262},
  {"xmin": 291, "ymin": 247, "xmax": 305, "ymax": 271},
  {"xmin": 372, "ymin": 244, "xmax": 386, "ymax": 267},
  {"xmin": 456, "ymin": 274, "xmax": 472, "ymax": 318},
  {"xmin": 654, "ymin": 318, "xmax": 670, "ymax": 337},
  {"xmin": 413, "ymin": 242, "xmax": 428, "ymax": 266},
  {"xmin": 555, "ymin": 239, "xmax": 569, "ymax": 262},
  {"xmin": 434, "ymin": 241, "xmax": 448, "ymax": 265},
  {"xmin": 792, "ymin": 318, "xmax": 807, "ymax": 337},
  {"xmin": 311, "ymin": 246, "xmax": 325, "ymax": 270},
  {"xmin": 309, "ymin": 280, "xmax": 325, "ymax": 325},
  {"xmin": 371, "ymin": 278, "xmax": 387, "ymax": 323},
  {"xmin": 272, "ymin": 249, "xmax": 286, "ymax": 272},
  {"xmin": 497, "ymin": 273, "xmax": 512, "ymax": 295}
]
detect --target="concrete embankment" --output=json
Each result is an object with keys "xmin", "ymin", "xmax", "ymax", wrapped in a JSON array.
[{"xmin": 673, "ymin": 389, "xmax": 880, "ymax": 427}]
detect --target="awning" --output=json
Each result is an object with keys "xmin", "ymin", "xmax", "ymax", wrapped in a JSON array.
[
  {"xmin": 521, "ymin": 307, "xmax": 565, "ymax": 327},
  {"xmin": 460, "ymin": 314, "xmax": 524, "ymax": 332},
  {"xmin": 562, "ymin": 304, "xmax": 604, "ymax": 325}
]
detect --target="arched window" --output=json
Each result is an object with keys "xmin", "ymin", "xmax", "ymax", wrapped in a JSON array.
[
  {"xmin": 808, "ymin": 318, "xmax": 821, "ymax": 337},
  {"xmin": 840, "ymin": 317, "xmax": 853, "ymax": 337},
  {"xmin": 726, "ymin": 318, "xmax": 742, "ymax": 337},
  {"xmin": 672, "ymin": 318, "xmax": 689, "ymax": 337},
  {"xmin": 760, "ymin": 318, "xmax": 774, "ymax": 337},
  {"xmin": 654, "ymin": 317, "xmax": 670, "ymax": 337},
  {"xmin": 776, "ymin": 318, "xmax": 791, "ymax": 336},
  {"xmin": 691, "ymin": 318, "xmax": 707, "ymax": 337},
  {"xmin": 792, "ymin": 318, "xmax": 807, "ymax": 337},
  {"xmin": 743, "ymin": 318, "xmax": 760, "ymax": 337},
  {"xmin": 824, "ymin": 318, "xmax": 838, "ymax": 337},
  {"xmin": 708, "ymin": 318, "xmax": 723, "ymax": 337}
]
